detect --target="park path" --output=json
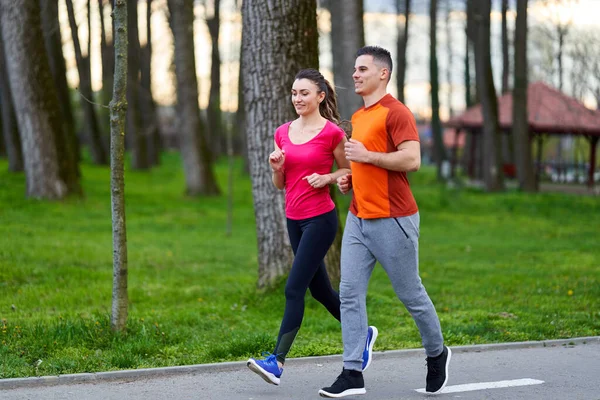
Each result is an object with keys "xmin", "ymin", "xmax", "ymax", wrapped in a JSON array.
[{"xmin": 1, "ymin": 337, "xmax": 598, "ymax": 400}]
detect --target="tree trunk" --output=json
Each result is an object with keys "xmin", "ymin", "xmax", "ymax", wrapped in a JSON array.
[
  {"xmin": 40, "ymin": 0, "xmax": 82, "ymax": 194},
  {"xmin": 0, "ymin": 1, "xmax": 67, "ymax": 199},
  {"xmin": 140, "ymin": 0, "xmax": 162, "ymax": 166},
  {"xmin": 168, "ymin": 0, "xmax": 220, "ymax": 196},
  {"xmin": 40, "ymin": 0, "xmax": 80, "ymax": 166},
  {"xmin": 242, "ymin": 0, "xmax": 318, "ymax": 288},
  {"xmin": 513, "ymin": 0, "xmax": 535, "ymax": 192},
  {"xmin": 127, "ymin": 0, "xmax": 149, "ymax": 170},
  {"xmin": 0, "ymin": 35, "xmax": 23, "ymax": 172},
  {"xmin": 110, "ymin": 0, "xmax": 129, "ymax": 333},
  {"xmin": 326, "ymin": 0, "xmax": 364, "ymax": 120},
  {"xmin": 430, "ymin": 0, "xmax": 446, "ymax": 180},
  {"xmin": 206, "ymin": 0, "xmax": 223, "ymax": 157},
  {"xmin": 235, "ymin": 36, "xmax": 249, "ymax": 173},
  {"xmin": 469, "ymin": 0, "xmax": 504, "ymax": 191},
  {"xmin": 396, "ymin": 0, "xmax": 410, "ymax": 104},
  {"xmin": 445, "ymin": 0, "xmax": 453, "ymax": 117},
  {"xmin": 65, "ymin": 0, "xmax": 108, "ymax": 165},
  {"xmin": 501, "ymin": 0, "xmax": 510, "ymax": 94},
  {"xmin": 99, "ymin": 0, "xmax": 114, "ymax": 150}
]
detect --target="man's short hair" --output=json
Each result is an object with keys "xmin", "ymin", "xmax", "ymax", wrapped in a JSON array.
[{"xmin": 355, "ymin": 46, "xmax": 393, "ymax": 74}]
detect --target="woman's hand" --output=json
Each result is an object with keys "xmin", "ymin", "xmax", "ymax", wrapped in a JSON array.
[
  {"xmin": 303, "ymin": 173, "xmax": 332, "ymax": 189},
  {"xmin": 269, "ymin": 149, "xmax": 285, "ymax": 172}
]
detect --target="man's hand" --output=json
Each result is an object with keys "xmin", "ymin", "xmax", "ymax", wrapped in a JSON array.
[
  {"xmin": 344, "ymin": 139, "xmax": 371, "ymax": 163},
  {"xmin": 337, "ymin": 174, "xmax": 352, "ymax": 194},
  {"xmin": 303, "ymin": 173, "xmax": 332, "ymax": 189}
]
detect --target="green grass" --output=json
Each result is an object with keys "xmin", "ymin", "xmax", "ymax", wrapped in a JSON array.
[{"xmin": 1, "ymin": 153, "xmax": 598, "ymax": 378}]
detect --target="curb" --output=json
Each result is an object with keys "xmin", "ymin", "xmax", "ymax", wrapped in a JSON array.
[{"xmin": 1, "ymin": 336, "xmax": 598, "ymax": 390}]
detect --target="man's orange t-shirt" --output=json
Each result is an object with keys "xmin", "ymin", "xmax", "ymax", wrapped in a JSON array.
[{"xmin": 349, "ymin": 94, "xmax": 420, "ymax": 219}]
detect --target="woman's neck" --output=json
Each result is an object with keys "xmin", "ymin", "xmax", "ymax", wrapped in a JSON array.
[{"xmin": 297, "ymin": 112, "xmax": 326, "ymax": 128}]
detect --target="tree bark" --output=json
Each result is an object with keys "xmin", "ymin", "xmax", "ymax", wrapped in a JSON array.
[
  {"xmin": 40, "ymin": 0, "xmax": 81, "ymax": 194},
  {"xmin": 469, "ymin": 0, "xmax": 504, "ymax": 191},
  {"xmin": 127, "ymin": 0, "xmax": 149, "ymax": 170},
  {"xmin": 396, "ymin": 0, "xmax": 410, "ymax": 104},
  {"xmin": 0, "ymin": 1, "xmax": 67, "ymax": 199},
  {"xmin": 242, "ymin": 0, "xmax": 318, "ymax": 288},
  {"xmin": 512, "ymin": 0, "xmax": 535, "ymax": 192},
  {"xmin": 0, "ymin": 35, "xmax": 23, "ymax": 172},
  {"xmin": 110, "ymin": 0, "xmax": 129, "ymax": 333},
  {"xmin": 40, "ymin": 0, "xmax": 80, "ymax": 166},
  {"xmin": 501, "ymin": 0, "xmax": 510, "ymax": 94},
  {"xmin": 430, "ymin": 0, "xmax": 446, "ymax": 180},
  {"xmin": 206, "ymin": 0, "xmax": 223, "ymax": 157},
  {"xmin": 326, "ymin": 0, "xmax": 364, "ymax": 120},
  {"xmin": 168, "ymin": 0, "xmax": 220, "ymax": 196}
]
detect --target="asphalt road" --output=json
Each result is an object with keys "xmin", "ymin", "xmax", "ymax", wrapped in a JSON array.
[{"xmin": 1, "ymin": 337, "xmax": 599, "ymax": 400}]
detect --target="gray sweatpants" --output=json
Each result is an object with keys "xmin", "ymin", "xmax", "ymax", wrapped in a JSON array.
[{"xmin": 340, "ymin": 211, "xmax": 444, "ymax": 371}]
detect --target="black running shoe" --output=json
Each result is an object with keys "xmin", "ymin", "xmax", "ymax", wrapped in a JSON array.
[
  {"xmin": 426, "ymin": 345, "xmax": 452, "ymax": 394},
  {"xmin": 319, "ymin": 369, "xmax": 366, "ymax": 398}
]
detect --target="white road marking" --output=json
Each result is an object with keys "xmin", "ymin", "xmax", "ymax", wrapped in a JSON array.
[{"xmin": 415, "ymin": 378, "xmax": 545, "ymax": 394}]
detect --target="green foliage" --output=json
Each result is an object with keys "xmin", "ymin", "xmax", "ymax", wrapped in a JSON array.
[{"xmin": 0, "ymin": 155, "xmax": 598, "ymax": 378}]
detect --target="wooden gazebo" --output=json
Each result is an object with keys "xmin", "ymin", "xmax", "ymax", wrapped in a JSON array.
[{"xmin": 445, "ymin": 81, "xmax": 600, "ymax": 188}]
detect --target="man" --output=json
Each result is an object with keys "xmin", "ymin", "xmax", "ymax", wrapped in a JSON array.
[{"xmin": 319, "ymin": 46, "xmax": 451, "ymax": 398}]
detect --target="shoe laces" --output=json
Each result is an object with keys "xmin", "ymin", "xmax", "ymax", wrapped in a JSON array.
[{"xmin": 426, "ymin": 357, "xmax": 442, "ymax": 377}]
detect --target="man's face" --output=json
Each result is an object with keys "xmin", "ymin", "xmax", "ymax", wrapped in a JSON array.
[{"xmin": 352, "ymin": 55, "xmax": 387, "ymax": 96}]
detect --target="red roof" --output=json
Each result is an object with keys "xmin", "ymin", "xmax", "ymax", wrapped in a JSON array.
[{"xmin": 445, "ymin": 81, "xmax": 600, "ymax": 136}]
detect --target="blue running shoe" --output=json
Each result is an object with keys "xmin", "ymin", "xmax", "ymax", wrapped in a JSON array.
[
  {"xmin": 247, "ymin": 353, "xmax": 283, "ymax": 385},
  {"xmin": 362, "ymin": 326, "xmax": 378, "ymax": 371}
]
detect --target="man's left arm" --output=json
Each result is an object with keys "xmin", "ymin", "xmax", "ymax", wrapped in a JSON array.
[{"xmin": 345, "ymin": 139, "xmax": 421, "ymax": 172}]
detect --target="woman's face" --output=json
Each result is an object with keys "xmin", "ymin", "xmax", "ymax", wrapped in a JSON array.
[{"xmin": 291, "ymin": 79, "xmax": 325, "ymax": 117}]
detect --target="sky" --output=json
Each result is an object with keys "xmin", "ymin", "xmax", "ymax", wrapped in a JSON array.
[{"xmin": 59, "ymin": 0, "xmax": 600, "ymax": 120}]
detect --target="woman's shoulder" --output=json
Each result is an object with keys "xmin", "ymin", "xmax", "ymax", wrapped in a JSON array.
[{"xmin": 323, "ymin": 120, "xmax": 346, "ymax": 138}]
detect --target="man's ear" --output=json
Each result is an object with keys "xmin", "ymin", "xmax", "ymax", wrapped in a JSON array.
[{"xmin": 380, "ymin": 68, "xmax": 389, "ymax": 81}]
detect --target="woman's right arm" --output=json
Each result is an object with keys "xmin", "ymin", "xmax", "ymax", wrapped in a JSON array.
[{"xmin": 270, "ymin": 140, "xmax": 285, "ymax": 190}]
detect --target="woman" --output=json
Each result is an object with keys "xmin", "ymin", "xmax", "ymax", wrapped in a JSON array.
[{"xmin": 247, "ymin": 69, "xmax": 378, "ymax": 386}]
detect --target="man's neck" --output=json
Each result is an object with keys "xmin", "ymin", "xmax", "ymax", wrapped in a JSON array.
[{"xmin": 362, "ymin": 89, "xmax": 388, "ymax": 108}]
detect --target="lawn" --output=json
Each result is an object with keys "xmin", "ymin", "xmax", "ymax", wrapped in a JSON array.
[{"xmin": 0, "ymin": 153, "xmax": 598, "ymax": 378}]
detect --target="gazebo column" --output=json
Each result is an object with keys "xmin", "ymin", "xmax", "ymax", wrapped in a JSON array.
[
  {"xmin": 451, "ymin": 129, "xmax": 461, "ymax": 177},
  {"xmin": 535, "ymin": 134, "xmax": 544, "ymax": 188},
  {"xmin": 588, "ymin": 136, "xmax": 599, "ymax": 188}
]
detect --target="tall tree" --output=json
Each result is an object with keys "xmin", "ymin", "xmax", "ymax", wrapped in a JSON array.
[
  {"xmin": 140, "ymin": 0, "xmax": 162, "ymax": 166},
  {"xmin": 468, "ymin": 0, "xmax": 504, "ymax": 191},
  {"xmin": 430, "ymin": 0, "xmax": 447, "ymax": 180},
  {"xmin": 325, "ymin": 0, "xmax": 364, "ymax": 120},
  {"xmin": 445, "ymin": 0, "xmax": 454, "ymax": 116},
  {"xmin": 396, "ymin": 0, "xmax": 411, "ymax": 104},
  {"xmin": 501, "ymin": 0, "xmax": 510, "ymax": 94},
  {"xmin": 40, "ymin": 0, "xmax": 81, "ymax": 193},
  {"xmin": 206, "ymin": 0, "xmax": 224, "ymax": 156},
  {"xmin": 65, "ymin": 0, "xmax": 108, "ymax": 165},
  {"xmin": 110, "ymin": 0, "xmax": 129, "ymax": 333},
  {"xmin": 98, "ymin": 0, "xmax": 115, "ymax": 147},
  {"xmin": 40, "ymin": 0, "xmax": 80, "ymax": 166},
  {"xmin": 242, "ymin": 0, "xmax": 318, "ymax": 288},
  {"xmin": 0, "ymin": 36, "xmax": 23, "ymax": 172},
  {"xmin": 0, "ymin": 1, "xmax": 67, "ymax": 199},
  {"xmin": 512, "ymin": 0, "xmax": 536, "ymax": 191},
  {"xmin": 168, "ymin": 0, "xmax": 220, "ymax": 196},
  {"xmin": 127, "ymin": 0, "xmax": 149, "ymax": 170}
]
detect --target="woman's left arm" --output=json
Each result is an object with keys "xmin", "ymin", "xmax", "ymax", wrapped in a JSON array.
[{"xmin": 328, "ymin": 136, "xmax": 351, "ymax": 184}]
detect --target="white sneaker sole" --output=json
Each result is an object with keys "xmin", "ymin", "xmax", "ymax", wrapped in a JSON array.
[
  {"xmin": 247, "ymin": 358, "xmax": 281, "ymax": 385},
  {"xmin": 426, "ymin": 347, "xmax": 452, "ymax": 395},
  {"xmin": 363, "ymin": 326, "xmax": 379, "ymax": 371},
  {"xmin": 318, "ymin": 387, "xmax": 366, "ymax": 398}
]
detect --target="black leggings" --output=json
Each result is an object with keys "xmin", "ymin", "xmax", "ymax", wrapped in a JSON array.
[{"xmin": 273, "ymin": 208, "xmax": 341, "ymax": 364}]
